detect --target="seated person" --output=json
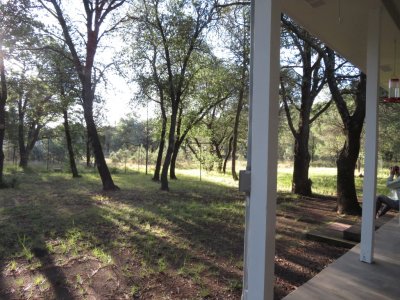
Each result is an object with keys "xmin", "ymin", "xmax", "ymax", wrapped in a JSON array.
[{"xmin": 376, "ymin": 165, "xmax": 400, "ymax": 218}]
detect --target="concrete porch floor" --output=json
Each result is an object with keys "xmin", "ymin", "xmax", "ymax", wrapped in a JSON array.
[{"xmin": 284, "ymin": 216, "xmax": 400, "ymax": 300}]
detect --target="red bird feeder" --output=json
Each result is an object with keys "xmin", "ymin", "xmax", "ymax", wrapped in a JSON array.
[
  {"xmin": 383, "ymin": 40, "xmax": 400, "ymax": 103},
  {"xmin": 383, "ymin": 77, "xmax": 400, "ymax": 103}
]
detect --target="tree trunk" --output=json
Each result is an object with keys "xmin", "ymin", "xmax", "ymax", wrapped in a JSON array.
[
  {"xmin": 18, "ymin": 117, "xmax": 28, "ymax": 168},
  {"xmin": 161, "ymin": 108, "xmax": 178, "ymax": 191},
  {"xmin": 324, "ymin": 48, "xmax": 364, "ymax": 215},
  {"xmin": 207, "ymin": 106, "xmax": 224, "ymax": 173},
  {"xmin": 153, "ymin": 117, "xmax": 167, "ymax": 181},
  {"xmin": 335, "ymin": 135, "xmax": 363, "ymax": 215},
  {"xmin": 12, "ymin": 145, "xmax": 16, "ymax": 165},
  {"xmin": 0, "ymin": 44, "xmax": 7, "ymax": 185},
  {"xmin": 292, "ymin": 123, "xmax": 312, "ymax": 196},
  {"xmin": 26, "ymin": 125, "xmax": 41, "ymax": 157},
  {"xmin": 231, "ymin": 88, "xmax": 244, "ymax": 181},
  {"xmin": 336, "ymin": 133, "xmax": 362, "ymax": 215},
  {"xmin": 170, "ymin": 106, "xmax": 183, "ymax": 180},
  {"xmin": 170, "ymin": 142, "xmax": 178, "ymax": 180},
  {"xmin": 19, "ymin": 152, "xmax": 28, "ymax": 168},
  {"xmin": 0, "ymin": 120, "xmax": 4, "ymax": 184},
  {"xmin": 223, "ymin": 136, "xmax": 233, "ymax": 174},
  {"xmin": 86, "ymin": 133, "xmax": 91, "ymax": 167},
  {"xmin": 212, "ymin": 141, "xmax": 223, "ymax": 173},
  {"xmin": 63, "ymin": 109, "xmax": 80, "ymax": 178},
  {"xmin": 335, "ymin": 78, "xmax": 365, "ymax": 215},
  {"xmin": 170, "ymin": 139, "xmax": 183, "ymax": 180},
  {"xmin": 84, "ymin": 108, "xmax": 118, "ymax": 190},
  {"xmin": 17, "ymin": 123, "xmax": 42, "ymax": 169}
]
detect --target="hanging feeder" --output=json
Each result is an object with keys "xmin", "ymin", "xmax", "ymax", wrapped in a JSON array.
[
  {"xmin": 383, "ymin": 40, "xmax": 400, "ymax": 103},
  {"xmin": 383, "ymin": 77, "xmax": 400, "ymax": 102}
]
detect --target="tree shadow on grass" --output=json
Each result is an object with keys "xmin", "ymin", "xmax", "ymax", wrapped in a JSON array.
[
  {"xmin": 0, "ymin": 172, "xmax": 347, "ymax": 299},
  {"xmin": 0, "ymin": 199, "xmax": 81, "ymax": 298},
  {"xmin": 31, "ymin": 247, "xmax": 75, "ymax": 299},
  {"xmin": 89, "ymin": 191, "xmax": 244, "ymax": 298},
  {"xmin": 0, "ymin": 173, "xmax": 245, "ymax": 299},
  {"xmin": 107, "ymin": 181, "xmax": 245, "ymax": 258},
  {"xmin": 0, "ymin": 173, "xmax": 114, "ymax": 299},
  {"xmin": 0, "ymin": 274, "xmax": 11, "ymax": 300}
]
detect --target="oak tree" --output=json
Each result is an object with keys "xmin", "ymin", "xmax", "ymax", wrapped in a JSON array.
[{"xmin": 38, "ymin": 0, "xmax": 127, "ymax": 190}]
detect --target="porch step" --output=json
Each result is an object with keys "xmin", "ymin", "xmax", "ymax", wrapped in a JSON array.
[
  {"xmin": 306, "ymin": 223, "xmax": 357, "ymax": 249},
  {"xmin": 306, "ymin": 214, "xmax": 396, "ymax": 248},
  {"xmin": 343, "ymin": 214, "xmax": 394, "ymax": 242}
]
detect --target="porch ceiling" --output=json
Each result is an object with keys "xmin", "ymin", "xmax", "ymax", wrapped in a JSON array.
[{"xmin": 281, "ymin": 0, "xmax": 400, "ymax": 91}]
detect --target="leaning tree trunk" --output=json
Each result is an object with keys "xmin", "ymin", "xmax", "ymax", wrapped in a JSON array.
[
  {"xmin": 63, "ymin": 109, "xmax": 80, "ymax": 178},
  {"xmin": 0, "ymin": 45, "xmax": 7, "ymax": 184},
  {"xmin": 292, "ymin": 121, "xmax": 312, "ymax": 196},
  {"xmin": 223, "ymin": 136, "xmax": 233, "ymax": 174},
  {"xmin": 153, "ymin": 116, "xmax": 167, "ymax": 181},
  {"xmin": 170, "ymin": 140, "xmax": 180, "ymax": 180},
  {"xmin": 84, "ymin": 105, "xmax": 118, "ymax": 190},
  {"xmin": 170, "ymin": 138, "xmax": 185, "ymax": 180},
  {"xmin": 212, "ymin": 141, "xmax": 223, "ymax": 173}
]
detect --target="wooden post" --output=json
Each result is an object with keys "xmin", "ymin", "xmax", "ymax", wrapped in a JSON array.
[
  {"xmin": 241, "ymin": 0, "xmax": 255, "ymax": 294},
  {"xmin": 360, "ymin": 4, "xmax": 381, "ymax": 264},
  {"xmin": 243, "ymin": 0, "xmax": 280, "ymax": 299}
]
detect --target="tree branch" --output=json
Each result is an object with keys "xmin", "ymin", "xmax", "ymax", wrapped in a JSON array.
[
  {"xmin": 324, "ymin": 47, "xmax": 350, "ymax": 123},
  {"xmin": 216, "ymin": 1, "xmax": 250, "ymax": 8},
  {"xmin": 280, "ymin": 80, "xmax": 297, "ymax": 138},
  {"xmin": 310, "ymin": 100, "xmax": 332, "ymax": 124}
]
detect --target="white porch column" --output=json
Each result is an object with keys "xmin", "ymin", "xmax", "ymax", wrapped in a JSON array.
[
  {"xmin": 243, "ymin": 0, "xmax": 280, "ymax": 299},
  {"xmin": 360, "ymin": 4, "xmax": 382, "ymax": 264}
]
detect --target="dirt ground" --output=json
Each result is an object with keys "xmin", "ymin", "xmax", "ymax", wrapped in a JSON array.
[
  {"xmin": 0, "ymin": 176, "xmax": 360, "ymax": 300},
  {"xmin": 273, "ymin": 194, "xmax": 359, "ymax": 299}
]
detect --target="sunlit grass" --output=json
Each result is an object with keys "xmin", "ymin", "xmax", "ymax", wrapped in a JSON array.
[
  {"xmin": 15, "ymin": 277, "xmax": 24, "ymax": 287},
  {"xmin": 92, "ymin": 247, "xmax": 113, "ymax": 265},
  {"xmin": 6, "ymin": 260, "xmax": 17, "ymax": 272},
  {"xmin": 174, "ymin": 168, "xmax": 239, "ymax": 188},
  {"xmin": 33, "ymin": 274, "xmax": 46, "ymax": 286},
  {"xmin": 170, "ymin": 164, "xmax": 389, "ymax": 197},
  {"xmin": 3, "ymin": 160, "xmax": 389, "ymax": 196},
  {"xmin": 277, "ymin": 165, "xmax": 390, "ymax": 197}
]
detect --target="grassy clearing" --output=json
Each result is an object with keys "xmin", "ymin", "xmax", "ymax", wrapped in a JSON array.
[
  {"xmin": 0, "ymin": 163, "xmax": 390, "ymax": 299},
  {"xmin": 0, "ymin": 166, "xmax": 245, "ymax": 299}
]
